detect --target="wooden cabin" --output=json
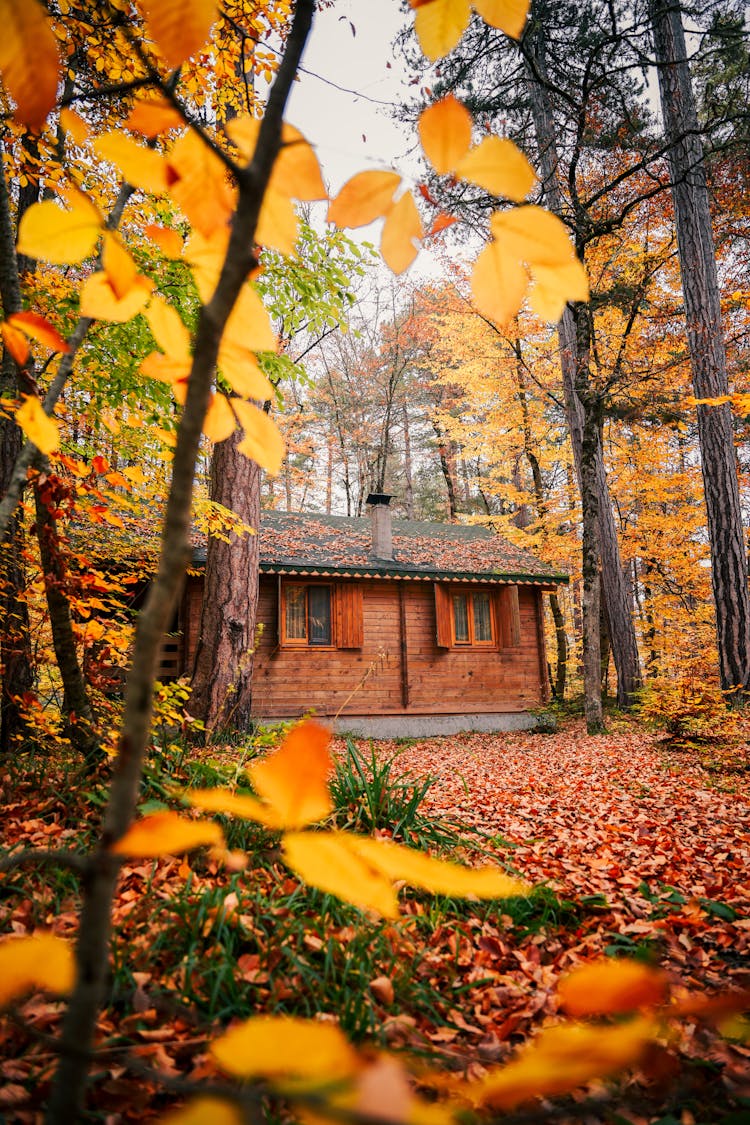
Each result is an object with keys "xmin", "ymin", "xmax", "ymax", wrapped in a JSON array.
[{"xmin": 175, "ymin": 496, "xmax": 566, "ymax": 736}]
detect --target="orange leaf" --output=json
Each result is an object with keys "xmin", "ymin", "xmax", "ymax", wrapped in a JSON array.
[
  {"xmin": 218, "ymin": 343, "xmax": 274, "ymax": 402},
  {"xmin": 167, "ymin": 129, "xmax": 236, "ymax": 238},
  {"xmin": 233, "ymin": 400, "xmax": 286, "ymax": 475},
  {"xmin": 138, "ymin": 0, "xmax": 217, "ymax": 69},
  {"xmin": 7, "ymin": 312, "xmax": 71, "ymax": 354},
  {"xmin": 381, "ymin": 191, "xmax": 423, "ymax": 275},
  {"xmin": 271, "ymin": 125, "xmax": 327, "ymax": 202},
  {"xmin": 0, "ymin": 0, "xmax": 59, "ymax": 131},
  {"xmin": 473, "ymin": 0, "xmax": 529, "ymax": 39},
  {"xmin": 102, "ymin": 233, "xmax": 140, "ymax": 300},
  {"xmin": 203, "ymin": 393, "xmax": 236, "ymax": 443},
  {"xmin": 141, "ymin": 352, "xmax": 191, "ymax": 385},
  {"xmin": 455, "ymin": 136, "xmax": 536, "ymax": 201},
  {"xmin": 428, "ymin": 213, "xmax": 458, "ymax": 237},
  {"xmin": 16, "ymin": 191, "xmax": 101, "ymax": 266},
  {"xmin": 211, "ymin": 1015, "xmax": 358, "ymax": 1080},
  {"xmin": 528, "ymin": 257, "xmax": 589, "ymax": 322},
  {"xmin": 223, "ymin": 285, "xmax": 277, "ymax": 355},
  {"xmin": 185, "ymin": 788, "xmax": 283, "ymax": 829},
  {"xmin": 126, "ymin": 96, "xmax": 184, "ymax": 138},
  {"xmin": 0, "ymin": 933, "xmax": 75, "ymax": 1008},
  {"xmin": 419, "ymin": 95, "xmax": 473, "ymax": 175},
  {"xmin": 94, "ymin": 132, "xmax": 170, "ymax": 194},
  {"xmin": 111, "ymin": 811, "xmax": 224, "ymax": 857},
  {"xmin": 558, "ymin": 959, "xmax": 668, "ymax": 1017},
  {"xmin": 60, "ymin": 108, "xmax": 90, "ymax": 145},
  {"xmin": 490, "ymin": 205, "xmax": 577, "ymax": 266},
  {"xmin": 256, "ymin": 188, "xmax": 299, "ymax": 256},
  {"xmin": 144, "ymin": 224, "xmax": 184, "ymax": 258},
  {"xmin": 249, "ymin": 720, "xmax": 332, "ymax": 828},
  {"xmin": 145, "ymin": 297, "xmax": 192, "ymax": 360},
  {"xmin": 471, "ymin": 239, "xmax": 529, "ymax": 325},
  {"xmin": 15, "ymin": 396, "xmax": 59, "ymax": 454},
  {"xmin": 328, "ymin": 171, "xmax": 401, "ymax": 229},
  {"xmin": 1, "ymin": 322, "xmax": 30, "ymax": 366}
]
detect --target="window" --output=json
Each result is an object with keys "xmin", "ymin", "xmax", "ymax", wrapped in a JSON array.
[
  {"xmin": 279, "ymin": 581, "xmax": 364, "ymax": 649},
  {"xmin": 284, "ymin": 584, "xmax": 332, "ymax": 646},
  {"xmin": 451, "ymin": 590, "xmax": 494, "ymax": 646}
]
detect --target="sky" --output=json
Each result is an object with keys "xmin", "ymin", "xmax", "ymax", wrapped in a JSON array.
[{"xmin": 285, "ymin": 1, "xmax": 419, "ymax": 194}]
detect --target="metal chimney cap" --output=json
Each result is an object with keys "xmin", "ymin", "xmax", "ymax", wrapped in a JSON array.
[{"xmin": 366, "ymin": 492, "xmax": 392, "ymax": 507}]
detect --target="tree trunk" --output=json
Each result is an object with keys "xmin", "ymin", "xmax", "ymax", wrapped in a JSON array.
[
  {"xmin": 524, "ymin": 32, "xmax": 642, "ymax": 709},
  {"xmin": 190, "ymin": 429, "xmax": 260, "ymax": 734},
  {"xmin": 649, "ymin": 0, "xmax": 750, "ymax": 695},
  {"xmin": 402, "ymin": 402, "xmax": 415, "ymax": 518}
]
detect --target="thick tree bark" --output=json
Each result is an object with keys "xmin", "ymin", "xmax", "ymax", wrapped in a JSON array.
[
  {"xmin": 649, "ymin": 0, "xmax": 750, "ymax": 695},
  {"xmin": 0, "ymin": 143, "xmax": 33, "ymax": 755},
  {"xmin": 524, "ymin": 28, "xmax": 642, "ymax": 710},
  {"xmin": 45, "ymin": 6, "xmax": 315, "ymax": 1118},
  {"xmin": 190, "ymin": 429, "xmax": 260, "ymax": 733},
  {"xmin": 34, "ymin": 475, "xmax": 100, "ymax": 763}
]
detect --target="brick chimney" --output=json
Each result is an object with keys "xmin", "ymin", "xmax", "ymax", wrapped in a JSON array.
[{"xmin": 366, "ymin": 493, "xmax": 393, "ymax": 561}]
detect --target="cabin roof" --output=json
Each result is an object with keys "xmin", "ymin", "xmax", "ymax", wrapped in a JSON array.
[{"xmin": 191, "ymin": 510, "xmax": 566, "ymax": 586}]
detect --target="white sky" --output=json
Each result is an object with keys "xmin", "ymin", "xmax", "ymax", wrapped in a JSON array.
[{"xmin": 286, "ymin": 1, "xmax": 419, "ymax": 194}]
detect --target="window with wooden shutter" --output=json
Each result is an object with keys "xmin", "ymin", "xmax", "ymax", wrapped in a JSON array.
[
  {"xmin": 280, "ymin": 582, "xmax": 333, "ymax": 647},
  {"xmin": 434, "ymin": 583, "xmax": 452, "ymax": 648},
  {"xmin": 336, "ymin": 583, "xmax": 363, "ymax": 649},
  {"xmin": 496, "ymin": 585, "xmax": 522, "ymax": 648}
]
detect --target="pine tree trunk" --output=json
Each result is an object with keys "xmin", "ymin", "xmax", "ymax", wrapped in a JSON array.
[
  {"xmin": 190, "ymin": 430, "xmax": 260, "ymax": 734},
  {"xmin": 649, "ymin": 0, "xmax": 750, "ymax": 695}
]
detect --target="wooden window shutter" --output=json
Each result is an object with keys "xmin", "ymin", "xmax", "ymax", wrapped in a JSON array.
[
  {"xmin": 497, "ymin": 585, "xmax": 522, "ymax": 647},
  {"xmin": 276, "ymin": 575, "xmax": 283, "ymax": 647},
  {"xmin": 336, "ymin": 583, "xmax": 363, "ymax": 649},
  {"xmin": 434, "ymin": 583, "xmax": 452, "ymax": 648}
]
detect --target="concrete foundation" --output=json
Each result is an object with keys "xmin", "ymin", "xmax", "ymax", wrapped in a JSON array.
[{"xmin": 330, "ymin": 712, "xmax": 541, "ymax": 739}]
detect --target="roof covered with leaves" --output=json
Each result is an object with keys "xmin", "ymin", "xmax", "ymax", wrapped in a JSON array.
[{"xmin": 193, "ymin": 510, "xmax": 565, "ymax": 585}]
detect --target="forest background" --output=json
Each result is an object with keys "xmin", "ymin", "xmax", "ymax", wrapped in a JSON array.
[{"xmin": 0, "ymin": 0, "xmax": 749, "ymax": 1121}]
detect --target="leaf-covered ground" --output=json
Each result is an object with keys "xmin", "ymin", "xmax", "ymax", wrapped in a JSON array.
[{"xmin": 1, "ymin": 719, "xmax": 749, "ymax": 1121}]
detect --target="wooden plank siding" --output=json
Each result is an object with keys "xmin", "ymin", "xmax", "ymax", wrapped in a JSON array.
[{"xmin": 179, "ymin": 575, "xmax": 547, "ymax": 718}]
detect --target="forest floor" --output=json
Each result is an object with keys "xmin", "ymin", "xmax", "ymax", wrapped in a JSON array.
[{"xmin": 1, "ymin": 718, "xmax": 749, "ymax": 1122}]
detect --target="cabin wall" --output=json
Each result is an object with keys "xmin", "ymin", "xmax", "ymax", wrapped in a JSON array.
[{"xmin": 180, "ymin": 576, "xmax": 546, "ymax": 718}]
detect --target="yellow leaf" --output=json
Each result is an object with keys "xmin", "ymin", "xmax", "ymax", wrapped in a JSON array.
[
  {"xmin": 102, "ymin": 233, "xmax": 139, "ymax": 300},
  {"xmin": 145, "ymin": 224, "xmax": 184, "ymax": 259},
  {"xmin": 145, "ymin": 297, "xmax": 192, "ymax": 360},
  {"xmin": 381, "ymin": 191, "xmax": 423, "ymax": 275},
  {"xmin": 139, "ymin": 0, "xmax": 217, "ymax": 69},
  {"xmin": 471, "ymin": 239, "xmax": 529, "ymax": 325},
  {"xmin": 283, "ymin": 832, "xmax": 399, "ymax": 917},
  {"xmin": 234, "ymin": 401, "xmax": 285, "ymax": 474},
  {"xmin": 475, "ymin": 1018, "xmax": 654, "ymax": 1110},
  {"xmin": 223, "ymin": 285, "xmax": 277, "ymax": 355},
  {"xmin": 272, "ymin": 125, "xmax": 327, "ymax": 201},
  {"xmin": 184, "ymin": 229, "xmax": 230, "ymax": 303},
  {"xmin": 0, "ymin": 933, "xmax": 75, "ymax": 1008},
  {"xmin": 203, "ymin": 393, "xmax": 236, "ymax": 443},
  {"xmin": 349, "ymin": 836, "xmax": 530, "ymax": 899},
  {"xmin": 15, "ymin": 396, "xmax": 59, "ymax": 454},
  {"xmin": 94, "ymin": 132, "xmax": 170, "ymax": 194},
  {"xmin": 249, "ymin": 720, "xmax": 333, "ymax": 827},
  {"xmin": 528, "ymin": 257, "xmax": 589, "ymax": 321},
  {"xmin": 8, "ymin": 312, "xmax": 71, "ymax": 354},
  {"xmin": 111, "ymin": 811, "xmax": 224, "ymax": 857},
  {"xmin": 218, "ymin": 343, "xmax": 274, "ymax": 402},
  {"xmin": 412, "ymin": 0, "xmax": 471, "ymax": 62},
  {"xmin": 328, "ymin": 170, "xmax": 401, "ymax": 229},
  {"xmin": 185, "ymin": 788, "xmax": 283, "ymax": 829},
  {"xmin": 456, "ymin": 136, "xmax": 536, "ymax": 201},
  {"xmin": 0, "ymin": 0, "xmax": 59, "ymax": 131},
  {"xmin": 225, "ymin": 114, "xmax": 261, "ymax": 162},
  {"xmin": 60, "ymin": 108, "xmax": 90, "ymax": 145},
  {"xmin": 473, "ymin": 0, "xmax": 529, "ymax": 39},
  {"xmin": 141, "ymin": 352, "xmax": 191, "ymax": 385},
  {"xmin": 418, "ymin": 95, "xmax": 473, "ymax": 175},
  {"xmin": 168, "ymin": 129, "xmax": 236, "ymax": 238},
  {"xmin": 157, "ymin": 1097, "xmax": 242, "ymax": 1125},
  {"xmin": 16, "ymin": 197, "xmax": 100, "ymax": 266},
  {"xmin": 256, "ymin": 187, "xmax": 299, "ymax": 256},
  {"xmin": 80, "ymin": 272, "xmax": 153, "ymax": 323},
  {"xmin": 212, "ymin": 1015, "xmax": 358, "ymax": 1081},
  {"xmin": 490, "ymin": 205, "xmax": 577, "ymax": 266},
  {"xmin": 126, "ymin": 96, "xmax": 184, "ymax": 138},
  {"xmin": 557, "ymin": 959, "xmax": 667, "ymax": 1018}
]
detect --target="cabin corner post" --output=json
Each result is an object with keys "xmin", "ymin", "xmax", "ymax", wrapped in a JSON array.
[
  {"xmin": 399, "ymin": 584, "xmax": 410, "ymax": 709},
  {"xmin": 535, "ymin": 588, "xmax": 551, "ymax": 703}
]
